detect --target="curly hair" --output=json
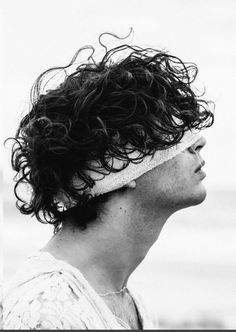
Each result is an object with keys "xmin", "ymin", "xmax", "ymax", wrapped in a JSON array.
[{"xmin": 8, "ymin": 32, "xmax": 214, "ymax": 231}]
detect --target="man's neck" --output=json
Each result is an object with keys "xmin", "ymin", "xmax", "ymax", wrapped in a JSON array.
[{"xmin": 42, "ymin": 192, "xmax": 171, "ymax": 294}]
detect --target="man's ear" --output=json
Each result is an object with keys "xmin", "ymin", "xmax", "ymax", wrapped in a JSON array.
[{"xmin": 125, "ymin": 180, "xmax": 136, "ymax": 189}]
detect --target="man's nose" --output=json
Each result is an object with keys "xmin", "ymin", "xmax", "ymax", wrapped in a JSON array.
[
  {"xmin": 188, "ymin": 136, "xmax": 207, "ymax": 154},
  {"xmin": 195, "ymin": 136, "xmax": 207, "ymax": 150}
]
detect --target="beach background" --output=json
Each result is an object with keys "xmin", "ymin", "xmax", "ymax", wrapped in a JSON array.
[{"xmin": 2, "ymin": 0, "xmax": 236, "ymax": 329}]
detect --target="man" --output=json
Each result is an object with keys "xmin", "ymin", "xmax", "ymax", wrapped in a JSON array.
[{"xmin": 3, "ymin": 33, "xmax": 214, "ymax": 329}]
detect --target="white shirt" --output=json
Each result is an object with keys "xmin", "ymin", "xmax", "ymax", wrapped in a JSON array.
[{"xmin": 3, "ymin": 251, "xmax": 158, "ymax": 329}]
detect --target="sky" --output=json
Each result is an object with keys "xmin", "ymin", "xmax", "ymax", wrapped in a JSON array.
[{"xmin": 2, "ymin": 0, "xmax": 236, "ymax": 190}]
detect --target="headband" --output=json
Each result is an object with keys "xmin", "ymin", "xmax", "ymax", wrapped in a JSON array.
[{"xmin": 56, "ymin": 130, "xmax": 201, "ymax": 210}]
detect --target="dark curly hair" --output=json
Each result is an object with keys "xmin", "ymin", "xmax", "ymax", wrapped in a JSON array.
[{"xmin": 8, "ymin": 32, "xmax": 214, "ymax": 231}]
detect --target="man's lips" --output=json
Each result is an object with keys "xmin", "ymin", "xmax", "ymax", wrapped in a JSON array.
[
  {"xmin": 195, "ymin": 160, "xmax": 205, "ymax": 173},
  {"xmin": 197, "ymin": 169, "xmax": 206, "ymax": 179},
  {"xmin": 195, "ymin": 165, "xmax": 202, "ymax": 173},
  {"xmin": 195, "ymin": 161, "xmax": 206, "ymax": 179}
]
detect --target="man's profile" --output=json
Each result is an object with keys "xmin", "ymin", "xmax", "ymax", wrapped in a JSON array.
[{"xmin": 3, "ymin": 32, "xmax": 214, "ymax": 329}]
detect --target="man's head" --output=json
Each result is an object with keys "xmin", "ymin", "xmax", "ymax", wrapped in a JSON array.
[{"xmin": 10, "ymin": 33, "xmax": 214, "ymax": 230}]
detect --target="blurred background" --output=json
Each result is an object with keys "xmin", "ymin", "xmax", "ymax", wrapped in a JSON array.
[{"xmin": 2, "ymin": 0, "xmax": 236, "ymax": 329}]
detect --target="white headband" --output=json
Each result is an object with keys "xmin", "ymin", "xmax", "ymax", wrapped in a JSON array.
[{"xmin": 56, "ymin": 130, "xmax": 201, "ymax": 209}]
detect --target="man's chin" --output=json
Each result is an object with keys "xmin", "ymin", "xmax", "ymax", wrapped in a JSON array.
[
  {"xmin": 179, "ymin": 186, "xmax": 207, "ymax": 210},
  {"xmin": 191, "ymin": 186, "xmax": 207, "ymax": 206}
]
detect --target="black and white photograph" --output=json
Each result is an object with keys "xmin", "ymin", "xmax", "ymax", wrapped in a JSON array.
[{"xmin": 2, "ymin": 0, "xmax": 236, "ymax": 329}]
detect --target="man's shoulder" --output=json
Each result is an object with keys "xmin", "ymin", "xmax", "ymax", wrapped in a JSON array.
[
  {"xmin": 4, "ymin": 270, "xmax": 90, "ymax": 329},
  {"xmin": 3, "ymin": 253, "xmax": 89, "ymax": 329}
]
